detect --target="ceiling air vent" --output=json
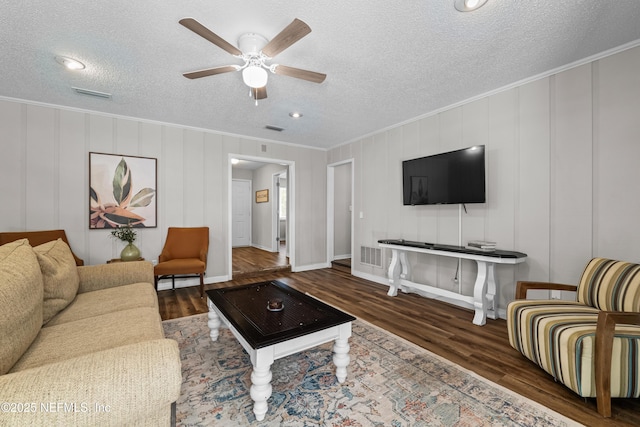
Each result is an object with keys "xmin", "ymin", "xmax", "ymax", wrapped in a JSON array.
[
  {"xmin": 72, "ymin": 87, "xmax": 112, "ymax": 99},
  {"xmin": 265, "ymin": 125, "xmax": 284, "ymax": 132}
]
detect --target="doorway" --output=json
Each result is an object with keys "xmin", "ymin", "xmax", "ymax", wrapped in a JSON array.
[
  {"xmin": 327, "ymin": 159, "xmax": 354, "ymax": 272},
  {"xmin": 229, "ymin": 155, "xmax": 295, "ymax": 278}
]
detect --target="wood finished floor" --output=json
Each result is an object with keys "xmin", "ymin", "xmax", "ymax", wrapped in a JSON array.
[{"xmin": 157, "ymin": 247, "xmax": 639, "ymax": 427}]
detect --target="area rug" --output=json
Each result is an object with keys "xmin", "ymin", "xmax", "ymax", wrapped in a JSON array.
[{"xmin": 163, "ymin": 313, "xmax": 582, "ymax": 426}]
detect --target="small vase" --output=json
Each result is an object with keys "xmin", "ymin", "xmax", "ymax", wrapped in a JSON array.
[{"xmin": 120, "ymin": 243, "xmax": 141, "ymax": 261}]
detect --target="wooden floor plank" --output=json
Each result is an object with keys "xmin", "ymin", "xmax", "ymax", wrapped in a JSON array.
[{"xmin": 157, "ymin": 247, "xmax": 640, "ymax": 427}]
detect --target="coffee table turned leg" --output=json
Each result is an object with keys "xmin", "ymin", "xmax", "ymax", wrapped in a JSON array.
[
  {"xmin": 333, "ymin": 337, "xmax": 350, "ymax": 383},
  {"xmin": 207, "ymin": 306, "xmax": 221, "ymax": 342},
  {"xmin": 250, "ymin": 363, "xmax": 273, "ymax": 421}
]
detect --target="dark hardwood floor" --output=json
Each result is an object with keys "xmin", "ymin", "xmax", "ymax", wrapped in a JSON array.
[
  {"xmin": 232, "ymin": 243, "xmax": 290, "ymax": 278},
  {"xmin": 157, "ymin": 247, "xmax": 639, "ymax": 427}
]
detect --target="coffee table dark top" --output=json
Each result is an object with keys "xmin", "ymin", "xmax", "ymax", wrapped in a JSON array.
[{"xmin": 206, "ymin": 280, "xmax": 355, "ymax": 349}]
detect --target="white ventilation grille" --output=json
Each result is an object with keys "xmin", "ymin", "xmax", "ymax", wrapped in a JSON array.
[
  {"xmin": 360, "ymin": 246, "xmax": 383, "ymax": 268},
  {"xmin": 72, "ymin": 87, "xmax": 112, "ymax": 99}
]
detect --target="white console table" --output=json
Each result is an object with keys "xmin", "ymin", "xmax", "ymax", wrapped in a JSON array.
[{"xmin": 378, "ymin": 240, "xmax": 527, "ymax": 326}]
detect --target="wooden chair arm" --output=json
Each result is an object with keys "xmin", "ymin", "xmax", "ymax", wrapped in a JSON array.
[
  {"xmin": 515, "ymin": 281, "xmax": 577, "ymax": 299},
  {"xmin": 595, "ymin": 311, "xmax": 640, "ymax": 417}
]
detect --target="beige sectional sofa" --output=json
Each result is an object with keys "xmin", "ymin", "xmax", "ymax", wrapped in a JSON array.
[{"xmin": 0, "ymin": 238, "xmax": 182, "ymax": 426}]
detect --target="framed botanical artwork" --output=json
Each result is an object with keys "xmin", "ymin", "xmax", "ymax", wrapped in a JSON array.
[
  {"xmin": 89, "ymin": 152, "xmax": 157, "ymax": 229},
  {"xmin": 256, "ymin": 189, "xmax": 269, "ymax": 203}
]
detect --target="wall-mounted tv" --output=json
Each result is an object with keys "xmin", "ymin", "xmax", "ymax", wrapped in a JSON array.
[{"xmin": 402, "ymin": 145, "xmax": 485, "ymax": 206}]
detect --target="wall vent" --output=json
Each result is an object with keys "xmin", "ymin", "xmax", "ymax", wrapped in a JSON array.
[
  {"xmin": 265, "ymin": 125, "xmax": 284, "ymax": 132},
  {"xmin": 360, "ymin": 246, "xmax": 383, "ymax": 268},
  {"xmin": 72, "ymin": 87, "xmax": 112, "ymax": 99}
]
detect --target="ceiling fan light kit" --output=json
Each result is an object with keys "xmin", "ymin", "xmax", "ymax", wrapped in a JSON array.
[
  {"xmin": 242, "ymin": 65, "xmax": 268, "ymax": 88},
  {"xmin": 179, "ymin": 17, "xmax": 326, "ymax": 103},
  {"xmin": 454, "ymin": 0, "xmax": 488, "ymax": 12}
]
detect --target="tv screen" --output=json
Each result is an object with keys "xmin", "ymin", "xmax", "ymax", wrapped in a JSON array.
[{"xmin": 402, "ymin": 145, "xmax": 485, "ymax": 206}]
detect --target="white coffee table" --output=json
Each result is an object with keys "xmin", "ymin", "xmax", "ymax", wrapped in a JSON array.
[{"xmin": 206, "ymin": 281, "xmax": 354, "ymax": 421}]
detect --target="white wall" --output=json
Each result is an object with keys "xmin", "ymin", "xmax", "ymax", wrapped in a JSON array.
[
  {"xmin": 0, "ymin": 100, "xmax": 328, "ymax": 282},
  {"xmin": 3, "ymin": 44, "xmax": 639, "ymax": 306},
  {"xmin": 327, "ymin": 45, "xmax": 640, "ymax": 312}
]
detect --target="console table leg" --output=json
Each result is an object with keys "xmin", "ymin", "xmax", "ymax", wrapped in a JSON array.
[
  {"xmin": 387, "ymin": 248, "xmax": 401, "ymax": 296},
  {"xmin": 472, "ymin": 261, "xmax": 489, "ymax": 326},
  {"xmin": 333, "ymin": 337, "xmax": 350, "ymax": 383},
  {"xmin": 250, "ymin": 363, "xmax": 273, "ymax": 421},
  {"xmin": 399, "ymin": 250, "xmax": 411, "ymax": 280},
  {"xmin": 486, "ymin": 263, "xmax": 498, "ymax": 319},
  {"xmin": 207, "ymin": 302, "xmax": 221, "ymax": 342}
]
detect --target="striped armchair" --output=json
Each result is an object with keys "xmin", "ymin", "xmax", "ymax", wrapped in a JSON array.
[{"xmin": 507, "ymin": 258, "xmax": 640, "ymax": 417}]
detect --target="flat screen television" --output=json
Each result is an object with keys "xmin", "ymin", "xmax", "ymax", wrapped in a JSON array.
[{"xmin": 402, "ymin": 145, "xmax": 485, "ymax": 206}]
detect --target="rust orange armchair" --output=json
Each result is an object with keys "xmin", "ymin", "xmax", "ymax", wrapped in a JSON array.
[
  {"xmin": 0, "ymin": 229, "xmax": 84, "ymax": 266},
  {"xmin": 154, "ymin": 227, "xmax": 209, "ymax": 297}
]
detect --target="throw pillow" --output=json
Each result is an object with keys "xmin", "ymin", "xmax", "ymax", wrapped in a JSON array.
[
  {"xmin": 34, "ymin": 239, "xmax": 80, "ymax": 324},
  {"xmin": 0, "ymin": 239, "xmax": 44, "ymax": 374}
]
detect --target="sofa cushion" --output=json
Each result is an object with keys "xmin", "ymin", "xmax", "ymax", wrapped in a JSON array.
[
  {"xmin": 45, "ymin": 282, "xmax": 159, "ymax": 327},
  {"xmin": 0, "ymin": 239, "xmax": 44, "ymax": 375},
  {"xmin": 34, "ymin": 239, "xmax": 80, "ymax": 324},
  {"xmin": 9, "ymin": 307, "xmax": 164, "ymax": 372}
]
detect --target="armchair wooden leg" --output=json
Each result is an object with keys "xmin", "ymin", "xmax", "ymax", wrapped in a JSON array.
[{"xmin": 199, "ymin": 273, "xmax": 204, "ymax": 298}]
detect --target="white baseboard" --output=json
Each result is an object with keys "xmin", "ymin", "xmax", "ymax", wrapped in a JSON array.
[
  {"xmin": 292, "ymin": 262, "xmax": 330, "ymax": 272},
  {"xmin": 351, "ymin": 270, "xmax": 389, "ymax": 288},
  {"xmin": 251, "ymin": 243, "xmax": 276, "ymax": 252}
]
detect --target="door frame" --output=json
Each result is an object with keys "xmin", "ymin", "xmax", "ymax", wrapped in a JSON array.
[
  {"xmin": 228, "ymin": 154, "xmax": 296, "ymax": 277},
  {"xmin": 326, "ymin": 159, "xmax": 354, "ymax": 269}
]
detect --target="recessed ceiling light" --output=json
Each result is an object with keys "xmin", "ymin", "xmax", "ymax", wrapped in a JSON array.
[
  {"xmin": 289, "ymin": 112, "xmax": 303, "ymax": 119},
  {"xmin": 454, "ymin": 0, "xmax": 488, "ymax": 12},
  {"xmin": 55, "ymin": 56, "xmax": 85, "ymax": 70}
]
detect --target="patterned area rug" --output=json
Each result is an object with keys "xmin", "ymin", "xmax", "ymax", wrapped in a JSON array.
[{"xmin": 163, "ymin": 313, "xmax": 582, "ymax": 426}]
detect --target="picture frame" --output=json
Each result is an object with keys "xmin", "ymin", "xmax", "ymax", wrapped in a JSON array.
[
  {"xmin": 256, "ymin": 189, "xmax": 269, "ymax": 203},
  {"xmin": 89, "ymin": 152, "xmax": 157, "ymax": 229}
]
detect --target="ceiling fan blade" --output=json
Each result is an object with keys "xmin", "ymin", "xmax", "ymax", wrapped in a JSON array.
[
  {"xmin": 274, "ymin": 65, "xmax": 326, "ymax": 84},
  {"xmin": 179, "ymin": 18, "xmax": 242, "ymax": 56},
  {"xmin": 183, "ymin": 65, "xmax": 239, "ymax": 79},
  {"xmin": 251, "ymin": 86, "xmax": 268, "ymax": 100},
  {"xmin": 262, "ymin": 18, "xmax": 311, "ymax": 58}
]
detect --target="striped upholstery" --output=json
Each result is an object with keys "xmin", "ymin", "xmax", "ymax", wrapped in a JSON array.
[
  {"xmin": 577, "ymin": 258, "xmax": 640, "ymax": 312},
  {"xmin": 507, "ymin": 258, "xmax": 640, "ymax": 399}
]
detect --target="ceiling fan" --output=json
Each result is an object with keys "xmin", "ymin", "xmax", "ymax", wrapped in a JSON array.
[{"xmin": 179, "ymin": 17, "xmax": 326, "ymax": 104}]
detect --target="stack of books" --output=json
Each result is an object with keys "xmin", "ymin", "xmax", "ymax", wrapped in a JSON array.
[{"xmin": 467, "ymin": 240, "xmax": 497, "ymax": 252}]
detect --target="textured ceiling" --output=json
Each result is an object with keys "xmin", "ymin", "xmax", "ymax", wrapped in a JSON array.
[{"xmin": 2, "ymin": 1, "xmax": 640, "ymax": 150}]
